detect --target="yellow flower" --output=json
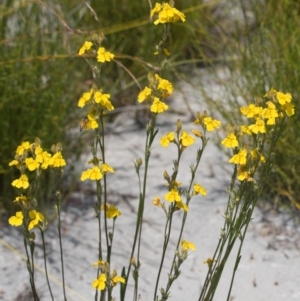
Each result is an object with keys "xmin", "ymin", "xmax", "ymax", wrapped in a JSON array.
[
  {"xmin": 94, "ymin": 91, "xmax": 114, "ymax": 111},
  {"xmin": 281, "ymin": 102, "xmax": 295, "ymax": 117},
  {"xmin": 138, "ymin": 87, "xmax": 152, "ymax": 103},
  {"xmin": 262, "ymin": 101, "xmax": 278, "ymax": 125},
  {"xmin": 28, "ymin": 210, "xmax": 45, "ymax": 230},
  {"xmin": 85, "ymin": 114, "xmax": 99, "ymax": 130},
  {"xmin": 25, "ymin": 158, "xmax": 40, "ymax": 171},
  {"xmin": 92, "ymin": 273, "xmax": 106, "ymax": 291},
  {"xmin": 81, "ymin": 166, "xmax": 103, "ymax": 181},
  {"xmin": 193, "ymin": 184, "xmax": 207, "ymax": 196},
  {"xmin": 241, "ymin": 125, "xmax": 252, "ymax": 135},
  {"xmin": 153, "ymin": 197, "xmax": 162, "ymax": 207},
  {"xmin": 240, "ymin": 104, "xmax": 262, "ymax": 118},
  {"xmin": 164, "ymin": 189, "xmax": 181, "ymax": 202},
  {"xmin": 160, "ymin": 132, "xmax": 175, "ymax": 147},
  {"xmin": 78, "ymin": 89, "xmax": 93, "ymax": 108},
  {"xmin": 176, "ymin": 201, "xmax": 188, "ymax": 212},
  {"xmin": 12, "ymin": 174, "xmax": 29, "ymax": 189},
  {"xmin": 8, "ymin": 211, "xmax": 24, "ymax": 227},
  {"xmin": 249, "ymin": 118, "xmax": 266, "ymax": 134},
  {"xmin": 276, "ymin": 91, "xmax": 292, "ymax": 105},
  {"xmin": 181, "ymin": 240, "xmax": 196, "ymax": 251},
  {"xmin": 203, "ymin": 117, "xmax": 221, "ymax": 131},
  {"xmin": 14, "ymin": 195, "xmax": 28, "ymax": 204},
  {"xmin": 180, "ymin": 131, "xmax": 195, "ymax": 147},
  {"xmin": 101, "ymin": 163, "xmax": 114, "ymax": 174},
  {"xmin": 101, "ymin": 204, "xmax": 121, "ymax": 219},
  {"xmin": 237, "ymin": 166, "xmax": 253, "ymax": 182},
  {"xmin": 97, "ymin": 47, "xmax": 114, "ymax": 63},
  {"xmin": 16, "ymin": 141, "xmax": 30, "ymax": 156},
  {"xmin": 34, "ymin": 145, "xmax": 43, "ymax": 155},
  {"xmin": 150, "ymin": 3, "xmax": 162, "ymax": 16},
  {"xmin": 112, "ymin": 276, "xmax": 126, "ymax": 286},
  {"xmin": 37, "ymin": 151, "xmax": 52, "ymax": 169},
  {"xmin": 9, "ymin": 159, "xmax": 19, "ymax": 167},
  {"xmin": 203, "ymin": 257, "xmax": 214, "ymax": 265},
  {"xmin": 92, "ymin": 260, "xmax": 106, "ymax": 268},
  {"xmin": 221, "ymin": 133, "xmax": 239, "ymax": 148},
  {"xmin": 150, "ymin": 97, "xmax": 169, "ymax": 113},
  {"xmin": 151, "ymin": 3, "xmax": 186, "ymax": 25},
  {"xmin": 229, "ymin": 149, "xmax": 247, "ymax": 165},
  {"xmin": 155, "ymin": 74, "xmax": 173, "ymax": 97},
  {"xmin": 78, "ymin": 41, "xmax": 93, "ymax": 55},
  {"xmin": 49, "ymin": 152, "xmax": 66, "ymax": 168},
  {"xmin": 94, "ymin": 91, "xmax": 110, "ymax": 104},
  {"xmin": 192, "ymin": 129, "xmax": 202, "ymax": 138}
]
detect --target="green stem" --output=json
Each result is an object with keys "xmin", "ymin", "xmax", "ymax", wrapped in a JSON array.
[
  {"xmin": 168, "ymin": 137, "xmax": 208, "ymax": 284},
  {"xmin": 24, "ymin": 236, "xmax": 40, "ymax": 301},
  {"xmin": 226, "ymin": 206, "xmax": 253, "ymax": 301},
  {"xmin": 122, "ymin": 116, "xmax": 158, "ymax": 301},
  {"xmin": 98, "ymin": 113, "xmax": 111, "ymax": 264},
  {"xmin": 56, "ymin": 192, "xmax": 67, "ymax": 301},
  {"xmin": 153, "ymin": 204, "xmax": 175, "ymax": 299},
  {"xmin": 40, "ymin": 228, "xmax": 54, "ymax": 301},
  {"xmin": 95, "ymin": 180, "xmax": 103, "ymax": 301}
]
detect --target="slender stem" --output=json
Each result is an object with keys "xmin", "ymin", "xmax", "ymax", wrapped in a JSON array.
[
  {"xmin": 226, "ymin": 207, "xmax": 253, "ymax": 301},
  {"xmin": 98, "ymin": 113, "xmax": 111, "ymax": 264},
  {"xmin": 40, "ymin": 229, "xmax": 54, "ymax": 301},
  {"xmin": 31, "ymin": 243, "xmax": 39, "ymax": 301},
  {"xmin": 154, "ymin": 206, "xmax": 174, "ymax": 299},
  {"xmin": 122, "ymin": 116, "xmax": 157, "ymax": 301},
  {"xmin": 95, "ymin": 180, "xmax": 103, "ymax": 301},
  {"xmin": 168, "ymin": 138, "xmax": 207, "ymax": 282},
  {"xmin": 24, "ymin": 236, "xmax": 40, "ymax": 301},
  {"xmin": 56, "ymin": 192, "xmax": 67, "ymax": 301}
]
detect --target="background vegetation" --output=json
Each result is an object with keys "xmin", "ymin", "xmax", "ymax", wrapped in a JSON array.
[
  {"xmin": 1, "ymin": 0, "xmax": 299, "ymax": 218},
  {"xmin": 197, "ymin": 0, "xmax": 300, "ymax": 215}
]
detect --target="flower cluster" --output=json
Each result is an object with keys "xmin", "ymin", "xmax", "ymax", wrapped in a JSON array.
[
  {"xmin": 138, "ymin": 73, "xmax": 173, "ymax": 114},
  {"xmin": 221, "ymin": 89, "xmax": 295, "ymax": 181},
  {"xmin": 193, "ymin": 113, "xmax": 222, "ymax": 132},
  {"xmin": 8, "ymin": 138, "xmax": 66, "ymax": 230},
  {"xmin": 78, "ymin": 41, "xmax": 114, "ymax": 63},
  {"xmin": 151, "ymin": 2, "xmax": 186, "ymax": 25},
  {"xmin": 81, "ymin": 159, "xmax": 114, "ymax": 182},
  {"xmin": 160, "ymin": 130, "xmax": 195, "ymax": 148},
  {"xmin": 78, "ymin": 87, "xmax": 114, "ymax": 131},
  {"xmin": 154, "ymin": 115, "xmax": 220, "ymax": 212},
  {"xmin": 92, "ymin": 260, "xmax": 125, "ymax": 291},
  {"xmin": 77, "ymin": 41, "xmax": 115, "ymax": 131}
]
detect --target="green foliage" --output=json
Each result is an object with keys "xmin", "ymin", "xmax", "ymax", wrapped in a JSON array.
[
  {"xmin": 0, "ymin": 0, "xmax": 211, "ymax": 215},
  {"xmin": 243, "ymin": 0, "xmax": 300, "ymax": 211},
  {"xmin": 194, "ymin": 0, "xmax": 300, "ymax": 213},
  {"xmin": 0, "ymin": 1, "xmax": 86, "ymax": 213}
]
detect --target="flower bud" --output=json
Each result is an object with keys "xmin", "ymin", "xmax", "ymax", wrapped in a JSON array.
[
  {"xmin": 176, "ymin": 119, "xmax": 182, "ymax": 133},
  {"xmin": 163, "ymin": 170, "xmax": 170, "ymax": 182}
]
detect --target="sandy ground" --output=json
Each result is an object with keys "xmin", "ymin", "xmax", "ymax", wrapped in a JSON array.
[{"xmin": 1, "ymin": 74, "xmax": 300, "ymax": 301}]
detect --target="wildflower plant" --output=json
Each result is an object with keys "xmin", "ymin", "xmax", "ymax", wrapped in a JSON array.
[
  {"xmin": 6, "ymin": 1, "xmax": 295, "ymax": 301},
  {"xmin": 199, "ymin": 88, "xmax": 295, "ymax": 300},
  {"xmin": 8, "ymin": 138, "xmax": 67, "ymax": 300}
]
